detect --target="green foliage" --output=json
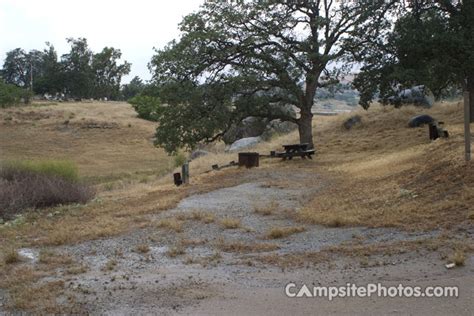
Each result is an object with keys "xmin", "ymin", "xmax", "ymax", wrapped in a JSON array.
[
  {"xmin": 128, "ymin": 95, "xmax": 162, "ymax": 121},
  {"xmin": 354, "ymin": 1, "xmax": 474, "ymax": 108},
  {"xmin": 0, "ymin": 80, "xmax": 31, "ymax": 108},
  {"xmin": 121, "ymin": 76, "xmax": 145, "ymax": 100},
  {"xmin": 1, "ymin": 38, "xmax": 130, "ymax": 100},
  {"xmin": 146, "ymin": 1, "xmax": 394, "ymax": 152},
  {"xmin": 173, "ymin": 152, "xmax": 187, "ymax": 168},
  {"xmin": 2, "ymin": 159, "xmax": 79, "ymax": 182},
  {"xmin": 92, "ymin": 47, "xmax": 131, "ymax": 100}
]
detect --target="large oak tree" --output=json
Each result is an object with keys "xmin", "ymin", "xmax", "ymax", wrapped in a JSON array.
[{"xmin": 145, "ymin": 0, "xmax": 397, "ymax": 153}]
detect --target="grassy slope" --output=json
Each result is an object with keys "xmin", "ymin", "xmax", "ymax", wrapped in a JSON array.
[
  {"xmin": 0, "ymin": 100, "xmax": 472, "ymax": 246},
  {"xmin": 0, "ymin": 100, "xmax": 473, "ymax": 313},
  {"xmin": 0, "ymin": 101, "xmax": 173, "ymax": 183}
]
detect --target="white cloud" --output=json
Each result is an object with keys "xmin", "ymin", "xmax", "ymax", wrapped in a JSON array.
[{"xmin": 0, "ymin": 0, "xmax": 203, "ymax": 82}]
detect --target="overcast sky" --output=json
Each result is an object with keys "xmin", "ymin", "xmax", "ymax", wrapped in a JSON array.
[{"xmin": 0, "ymin": 0, "xmax": 203, "ymax": 83}]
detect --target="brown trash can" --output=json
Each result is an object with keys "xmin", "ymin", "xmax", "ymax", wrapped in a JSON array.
[{"xmin": 238, "ymin": 152, "xmax": 259, "ymax": 168}]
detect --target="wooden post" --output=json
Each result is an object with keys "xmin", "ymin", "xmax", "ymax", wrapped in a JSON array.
[
  {"xmin": 181, "ymin": 163, "xmax": 189, "ymax": 184},
  {"xmin": 464, "ymin": 92, "xmax": 471, "ymax": 161}
]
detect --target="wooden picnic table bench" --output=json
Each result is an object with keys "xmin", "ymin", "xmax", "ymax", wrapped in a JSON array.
[{"xmin": 270, "ymin": 143, "xmax": 315, "ymax": 160}]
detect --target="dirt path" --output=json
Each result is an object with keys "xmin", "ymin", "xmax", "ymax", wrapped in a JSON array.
[{"xmin": 5, "ymin": 167, "xmax": 473, "ymax": 314}]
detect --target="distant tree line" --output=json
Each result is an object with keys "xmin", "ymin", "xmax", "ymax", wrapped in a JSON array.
[{"xmin": 0, "ymin": 38, "xmax": 139, "ymax": 101}]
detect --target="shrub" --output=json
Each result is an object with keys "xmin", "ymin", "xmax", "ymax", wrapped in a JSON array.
[
  {"xmin": 0, "ymin": 80, "xmax": 32, "ymax": 108},
  {"xmin": 0, "ymin": 161, "xmax": 94, "ymax": 220},
  {"xmin": 2, "ymin": 160, "xmax": 79, "ymax": 182},
  {"xmin": 128, "ymin": 95, "xmax": 161, "ymax": 121},
  {"xmin": 173, "ymin": 152, "xmax": 187, "ymax": 168},
  {"xmin": 3, "ymin": 248, "xmax": 20, "ymax": 264}
]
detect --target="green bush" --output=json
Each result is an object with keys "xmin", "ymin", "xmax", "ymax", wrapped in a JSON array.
[
  {"xmin": 2, "ymin": 160, "xmax": 79, "ymax": 182},
  {"xmin": 128, "ymin": 95, "xmax": 161, "ymax": 121},
  {"xmin": 173, "ymin": 152, "xmax": 187, "ymax": 168},
  {"xmin": 0, "ymin": 80, "xmax": 32, "ymax": 108}
]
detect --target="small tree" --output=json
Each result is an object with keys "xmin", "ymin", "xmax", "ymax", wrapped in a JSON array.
[
  {"xmin": 0, "ymin": 79, "xmax": 32, "ymax": 108},
  {"xmin": 143, "ymin": 1, "xmax": 397, "ymax": 153}
]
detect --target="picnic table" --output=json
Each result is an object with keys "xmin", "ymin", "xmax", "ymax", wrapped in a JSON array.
[{"xmin": 271, "ymin": 143, "xmax": 315, "ymax": 160}]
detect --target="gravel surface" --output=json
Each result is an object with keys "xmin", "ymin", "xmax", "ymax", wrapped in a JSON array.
[{"xmin": 4, "ymin": 168, "xmax": 471, "ymax": 314}]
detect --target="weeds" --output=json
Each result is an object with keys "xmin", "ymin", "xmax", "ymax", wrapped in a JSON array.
[
  {"xmin": 0, "ymin": 162, "xmax": 94, "ymax": 220},
  {"xmin": 266, "ymin": 226, "xmax": 305, "ymax": 239},
  {"xmin": 102, "ymin": 259, "xmax": 117, "ymax": 271},
  {"xmin": 135, "ymin": 244, "xmax": 150, "ymax": 254},
  {"xmin": 157, "ymin": 218, "xmax": 183, "ymax": 233},
  {"xmin": 449, "ymin": 250, "xmax": 466, "ymax": 266},
  {"xmin": 220, "ymin": 218, "xmax": 241, "ymax": 229},
  {"xmin": 3, "ymin": 248, "xmax": 20, "ymax": 264},
  {"xmin": 166, "ymin": 244, "xmax": 186, "ymax": 258}
]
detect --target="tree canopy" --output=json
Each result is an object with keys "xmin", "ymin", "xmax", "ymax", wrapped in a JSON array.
[
  {"xmin": 353, "ymin": 0, "xmax": 473, "ymax": 108},
  {"xmin": 1, "ymin": 38, "xmax": 131, "ymax": 100},
  {"xmin": 137, "ymin": 0, "xmax": 398, "ymax": 153}
]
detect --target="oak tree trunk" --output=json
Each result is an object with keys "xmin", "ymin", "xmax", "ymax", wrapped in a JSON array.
[{"xmin": 297, "ymin": 109, "xmax": 314, "ymax": 149}]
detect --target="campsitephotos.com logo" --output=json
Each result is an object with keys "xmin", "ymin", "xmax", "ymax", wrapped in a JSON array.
[{"xmin": 285, "ymin": 283, "xmax": 459, "ymax": 300}]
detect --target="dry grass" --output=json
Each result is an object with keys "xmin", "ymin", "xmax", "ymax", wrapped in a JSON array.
[
  {"xmin": 65, "ymin": 265, "xmax": 88, "ymax": 275},
  {"xmin": 266, "ymin": 226, "xmax": 305, "ymax": 239},
  {"xmin": 216, "ymin": 239, "xmax": 279, "ymax": 253},
  {"xmin": 157, "ymin": 218, "xmax": 184, "ymax": 233},
  {"xmin": 176, "ymin": 210, "xmax": 215, "ymax": 223},
  {"xmin": 0, "ymin": 101, "xmax": 173, "ymax": 182},
  {"xmin": 3, "ymin": 248, "xmax": 20, "ymax": 264},
  {"xmin": 38, "ymin": 250, "xmax": 74, "ymax": 267},
  {"xmin": 135, "ymin": 244, "xmax": 150, "ymax": 254},
  {"xmin": 1, "ymin": 100, "xmax": 472, "ymax": 313},
  {"xmin": 166, "ymin": 244, "xmax": 186, "ymax": 258},
  {"xmin": 296, "ymin": 102, "xmax": 473, "ymax": 231},
  {"xmin": 449, "ymin": 249, "xmax": 466, "ymax": 266},
  {"xmin": 219, "ymin": 218, "xmax": 241, "ymax": 229},
  {"xmin": 254, "ymin": 201, "xmax": 278, "ymax": 216},
  {"xmin": 180, "ymin": 238, "xmax": 207, "ymax": 247},
  {"xmin": 0, "ymin": 265, "xmax": 77, "ymax": 313},
  {"xmin": 102, "ymin": 259, "xmax": 117, "ymax": 271}
]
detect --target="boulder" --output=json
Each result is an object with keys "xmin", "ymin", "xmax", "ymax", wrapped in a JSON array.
[
  {"xmin": 387, "ymin": 85, "xmax": 435, "ymax": 107},
  {"xmin": 268, "ymin": 119, "xmax": 298, "ymax": 134},
  {"xmin": 343, "ymin": 115, "xmax": 362, "ymax": 130},
  {"xmin": 261, "ymin": 119, "xmax": 298, "ymax": 140},
  {"xmin": 223, "ymin": 116, "xmax": 268, "ymax": 144},
  {"xmin": 227, "ymin": 137, "xmax": 262, "ymax": 152},
  {"xmin": 408, "ymin": 114, "xmax": 434, "ymax": 128}
]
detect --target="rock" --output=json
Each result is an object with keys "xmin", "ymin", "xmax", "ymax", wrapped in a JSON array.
[
  {"xmin": 223, "ymin": 105, "xmax": 297, "ymax": 145},
  {"xmin": 343, "ymin": 115, "xmax": 362, "ymax": 130},
  {"xmin": 261, "ymin": 119, "xmax": 298, "ymax": 140},
  {"xmin": 190, "ymin": 149, "xmax": 209, "ymax": 160},
  {"xmin": 387, "ymin": 85, "xmax": 434, "ymax": 107},
  {"xmin": 408, "ymin": 114, "xmax": 434, "ymax": 128},
  {"xmin": 445, "ymin": 263, "xmax": 456, "ymax": 269},
  {"xmin": 267, "ymin": 119, "xmax": 298, "ymax": 134},
  {"xmin": 227, "ymin": 137, "xmax": 261, "ymax": 152},
  {"xmin": 223, "ymin": 117, "xmax": 268, "ymax": 144}
]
